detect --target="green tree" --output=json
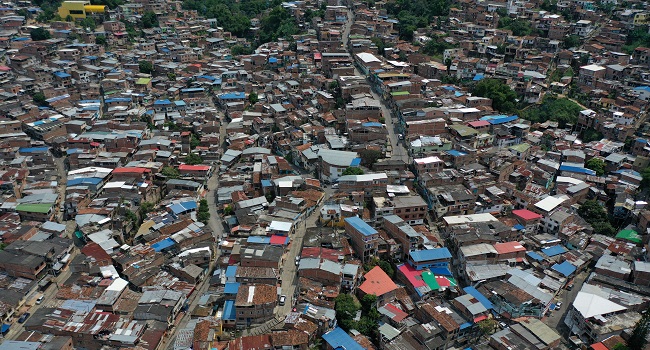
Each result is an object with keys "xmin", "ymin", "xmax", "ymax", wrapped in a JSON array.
[
  {"xmin": 421, "ymin": 37, "xmax": 454, "ymax": 56},
  {"xmin": 30, "ymin": 27, "xmax": 51, "ymax": 41},
  {"xmin": 259, "ymin": 6, "xmax": 298, "ymax": 43},
  {"xmin": 378, "ymin": 260, "xmax": 395, "ymax": 278},
  {"xmin": 190, "ymin": 134, "xmax": 200, "ymax": 149},
  {"xmin": 628, "ymin": 310, "xmax": 650, "ymax": 350},
  {"xmin": 342, "ymin": 167, "xmax": 364, "ymax": 176},
  {"xmin": 359, "ymin": 149, "xmax": 382, "ymax": 168},
  {"xmin": 125, "ymin": 209, "xmax": 137, "ymax": 222},
  {"xmin": 167, "ymin": 73, "xmax": 176, "ymax": 81},
  {"xmin": 361, "ymin": 294, "xmax": 377, "ymax": 314},
  {"xmin": 498, "ymin": 17, "xmax": 538, "ymax": 36},
  {"xmin": 185, "ymin": 153, "xmax": 203, "ymax": 165},
  {"xmin": 95, "ymin": 36, "xmax": 107, "ymax": 46},
  {"xmin": 334, "ymin": 294, "xmax": 359, "ymax": 331},
  {"xmin": 581, "ymin": 127, "xmax": 603, "ymax": 142},
  {"xmin": 79, "ymin": 17, "xmax": 96, "ymax": 30},
  {"xmin": 197, "ymin": 199, "xmax": 210, "ymax": 223},
  {"xmin": 230, "ymin": 44, "xmax": 252, "ymax": 56},
  {"xmin": 32, "ymin": 92, "xmax": 46, "ymax": 106},
  {"xmin": 161, "ymin": 166, "xmax": 180, "ymax": 179},
  {"xmin": 248, "ymin": 92, "xmax": 258, "ymax": 105},
  {"xmin": 139, "ymin": 201, "xmax": 155, "ymax": 216},
  {"xmin": 520, "ymin": 96, "xmax": 582, "ymax": 128},
  {"xmin": 223, "ymin": 205, "xmax": 234, "ymax": 216},
  {"xmin": 585, "ymin": 158, "xmax": 605, "ymax": 176},
  {"xmin": 472, "ymin": 79, "xmax": 518, "ymax": 114},
  {"xmin": 139, "ymin": 60, "xmax": 153, "ymax": 74},
  {"xmin": 141, "ymin": 11, "xmax": 158, "ymax": 28},
  {"xmin": 614, "ymin": 343, "xmax": 630, "ymax": 350},
  {"xmin": 65, "ymin": 14, "xmax": 73, "ymax": 22},
  {"xmin": 478, "ymin": 319, "xmax": 499, "ymax": 337},
  {"xmin": 642, "ymin": 167, "xmax": 650, "ymax": 189},
  {"xmin": 578, "ymin": 200, "xmax": 616, "ymax": 236},
  {"xmin": 564, "ymin": 34, "xmax": 581, "ymax": 48}
]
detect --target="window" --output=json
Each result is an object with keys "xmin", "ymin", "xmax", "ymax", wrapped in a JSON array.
[{"xmin": 69, "ymin": 9, "xmax": 84, "ymax": 14}]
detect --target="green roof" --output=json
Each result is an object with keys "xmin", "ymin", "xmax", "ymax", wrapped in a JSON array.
[
  {"xmin": 390, "ymin": 91, "xmax": 410, "ymax": 96},
  {"xmin": 509, "ymin": 143, "xmax": 531, "ymax": 153},
  {"xmin": 15, "ymin": 203, "xmax": 53, "ymax": 214},
  {"xmin": 449, "ymin": 124, "xmax": 479, "ymax": 137},
  {"xmin": 135, "ymin": 78, "xmax": 151, "ymax": 85},
  {"xmin": 421, "ymin": 271, "xmax": 440, "ymax": 290},
  {"xmin": 616, "ymin": 229, "xmax": 642, "ymax": 244}
]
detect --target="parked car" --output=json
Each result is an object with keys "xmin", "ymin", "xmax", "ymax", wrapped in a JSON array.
[
  {"xmin": 556, "ymin": 302, "xmax": 562, "ymax": 310},
  {"xmin": 36, "ymin": 295, "xmax": 44, "ymax": 305},
  {"xmin": 567, "ymin": 284, "xmax": 574, "ymax": 290},
  {"xmin": 295, "ymin": 256, "xmax": 300, "ymax": 266},
  {"xmin": 18, "ymin": 312, "xmax": 30, "ymax": 323},
  {"xmin": 279, "ymin": 295, "xmax": 286, "ymax": 306}
]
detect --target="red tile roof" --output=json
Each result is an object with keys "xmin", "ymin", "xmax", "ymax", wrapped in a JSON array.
[
  {"xmin": 179, "ymin": 164, "xmax": 211, "ymax": 171},
  {"xmin": 359, "ymin": 266, "xmax": 398, "ymax": 297},
  {"xmin": 494, "ymin": 241, "xmax": 526, "ymax": 254}
]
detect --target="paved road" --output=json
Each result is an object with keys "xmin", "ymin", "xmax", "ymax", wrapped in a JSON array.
[
  {"xmin": 545, "ymin": 269, "xmax": 590, "ymax": 334},
  {"xmin": 342, "ymin": 8, "xmax": 409, "ymax": 163}
]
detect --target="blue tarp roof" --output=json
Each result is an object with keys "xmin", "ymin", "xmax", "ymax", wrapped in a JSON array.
[
  {"xmin": 247, "ymin": 236, "xmax": 271, "ymax": 244},
  {"xmin": 527, "ymin": 251, "xmax": 545, "ymax": 261},
  {"xmin": 53, "ymin": 71, "xmax": 71, "ymax": 78},
  {"xmin": 460, "ymin": 322, "xmax": 473, "ymax": 330},
  {"xmin": 485, "ymin": 115, "xmax": 518, "ymax": 124},
  {"xmin": 350, "ymin": 158, "xmax": 362, "ymax": 167},
  {"xmin": 473, "ymin": 74, "xmax": 484, "ymax": 81},
  {"xmin": 429, "ymin": 267, "xmax": 452, "ymax": 276},
  {"xmin": 152, "ymin": 237, "xmax": 175, "ymax": 252},
  {"xmin": 446, "ymin": 150, "xmax": 467, "ymax": 157},
  {"xmin": 1, "ymin": 324, "xmax": 9, "ymax": 333},
  {"xmin": 153, "ymin": 99, "xmax": 171, "ymax": 105},
  {"xmin": 559, "ymin": 165, "xmax": 596, "ymax": 176},
  {"xmin": 344, "ymin": 217, "xmax": 377, "ymax": 236},
  {"xmin": 67, "ymin": 177, "xmax": 102, "ymax": 186},
  {"xmin": 269, "ymin": 57, "xmax": 278, "ymax": 63},
  {"xmin": 634, "ymin": 86, "xmax": 650, "ymax": 92},
  {"xmin": 19, "ymin": 147, "xmax": 49, "ymax": 153},
  {"xmin": 104, "ymin": 97, "xmax": 131, "ymax": 103},
  {"xmin": 322, "ymin": 327, "xmax": 364, "ymax": 350},
  {"xmin": 219, "ymin": 92, "xmax": 246, "ymax": 100},
  {"xmin": 552, "ymin": 261, "xmax": 577, "ymax": 277},
  {"xmin": 197, "ymin": 75, "xmax": 216, "ymax": 81},
  {"xmin": 224, "ymin": 282, "xmax": 240, "ymax": 294},
  {"xmin": 541, "ymin": 245, "xmax": 567, "ymax": 257},
  {"xmin": 362, "ymin": 122, "xmax": 383, "ymax": 127},
  {"xmin": 410, "ymin": 247, "xmax": 452, "ymax": 262},
  {"xmin": 181, "ymin": 87, "xmax": 204, "ymax": 93},
  {"xmin": 225, "ymin": 265, "xmax": 237, "ymax": 277},
  {"xmin": 174, "ymin": 100, "xmax": 186, "ymax": 106},
  {"xmin": 464, "ymin": 286, "xmax": 494, "ymax": 310},
  {"xmin": 223, "ymin": 300, "xmax": 236, "ymax": 320},
  {"xmin": 261, "ymin": 180, "xmax": 272, "ymax": 187},
  {"xmin": 514, "ymin": 224, "xmax": 525, "ymax": 230}
]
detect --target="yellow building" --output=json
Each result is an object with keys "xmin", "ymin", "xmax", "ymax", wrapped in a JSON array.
[
  {"xmin": 58, "ymin": 1, "xmax": 106, "ymax": 20},
  {"xmin": 634, "ymin": 13, "xmax": 648, "ymax": 25}
]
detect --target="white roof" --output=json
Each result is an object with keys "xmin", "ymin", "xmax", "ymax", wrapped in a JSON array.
[
  {"xmin": 556, "ymin": 176, "xmax": 584, "ymax": 185},
  {"xmin": 357, "ymin": 52, "xmax": 381, "ymax": 63},
  {"xmin": 534, "ymin": 194, "xmax": 569, "ymax": 212},
  {"xmin": 581, "ymin": 64, "xmax": 605, "ymax": 72},
  {"xmin": 443, "ymin": 213, "xmax": 498, "ymax": 225},
  {"xmin": 106, "ymin": 278, "xmax": 129, "ymax": 292},
  {"xmin": 269, "ymin": 220, "xmax": 292, "ymax": 232},
  {"xmin": 414, "ymin": 156, "xmax": 443, "ymax": 164},
  {"xmin": 573, "ymin": 291, "xmax": 626, "ymax": 318}
]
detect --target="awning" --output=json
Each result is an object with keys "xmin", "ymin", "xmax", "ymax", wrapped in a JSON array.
[
  {"xmin": 60, "ymin": 253, "xmax": 71, "ymax": 264},
  {"xmin": 474, "ymin": 315, "xmax": 488, "ymax": 323},
  {"xmin": 1, "ymin": 323, "xmax": 9, "ymax": 333}
]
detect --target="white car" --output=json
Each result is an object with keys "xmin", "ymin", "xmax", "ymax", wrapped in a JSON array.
[{"xmin": 279, "ymin": 295, "xmax": 287, "ymax": 306}]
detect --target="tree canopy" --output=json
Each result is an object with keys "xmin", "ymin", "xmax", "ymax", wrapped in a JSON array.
[
  {"xmin": 420, "ymin": 36, "xmax": 455, "ymax": 56},
  {"xmin": 141, "ymin": 11, "xmax": 159, "ymax": 28},
  {"xmin": 334, "ymin": 294, "xmax": 359, "ymax": 331},
  {"xmin": 30, "ymin": 27, "xmax": 51, "ymax": 41},
  {"xmin": 385, "ymin": 0, "xmax": 451, "ymax": 40},
  {"xmin": 585, "ymin": 158, "xmax": 605, "ymax": 176},
  {"xmin": 520, "ymin": 96, "xmax": 582, "ymax": 128},
  {"xmin": 359, "ymin": 149, "xmax": 382, "ymax": 168},
  {"xmin": 498, "ymin": 18, "xmax": 539, "ymax": 36},
  {"xmin": 139, "ymin": 61, "xmax": 153, "ymax": 74},
  {"xmin": 161, "ymin": 166, "xmax": 180, "ymax": 179},
  {"xmin": 342, "ymin": 167, "xmax": 364, "ymax": 176},
  {"xmin": 627, "ymin": 309, "xmax": 650, "ymax": 350},
  {"xmin": 472, "ymin": 79, "xmax": 518, "ymax": 114},
  {"xmin": 185, "ymin": 153, "xmax": 203, "ymax": 165},
  {"xmin": 259, "ymin": 6, "xmax": 299, "ymax": 43},
  {"xmin": 578, "ymin": 200, "xmax": 616, "ymax": 236},
  {"xmin": 183, "ymin": 0, "xmax": 283, "ymax": 37}
]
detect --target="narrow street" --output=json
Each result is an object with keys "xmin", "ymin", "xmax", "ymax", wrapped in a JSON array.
[{"xmin": 342, "ymin": 8, "xmax": 409, "ymax": 163}]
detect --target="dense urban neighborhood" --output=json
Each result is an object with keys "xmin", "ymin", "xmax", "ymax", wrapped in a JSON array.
[{"xmin": 0, "ymin": 0, "xmax": 649, "ymax": 349}]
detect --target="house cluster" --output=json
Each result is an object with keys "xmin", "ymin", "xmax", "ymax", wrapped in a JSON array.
[{"xmin": 0, "ymin": 0, "xmax": 649, "ymax": 348}]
